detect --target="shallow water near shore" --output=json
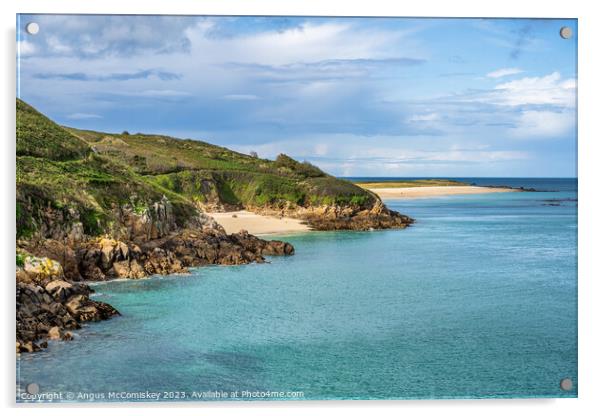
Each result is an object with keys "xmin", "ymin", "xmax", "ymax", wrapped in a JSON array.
[{"xmin": 17, "ymin": 178, "xmax": 577, "ymax": 401}]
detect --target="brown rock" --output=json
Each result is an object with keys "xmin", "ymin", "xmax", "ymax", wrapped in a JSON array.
[
  {"xmin": 19, "ymin": 341, "xmax": 38, "ymax": 353},
  {"xmin": 65, "ymin": 295, "xmax": 85, "ymax": 316},
  {"xmin": 45, "ymin": 280, "xmax": 74, "ymax": 302},
  {"xmin": 128, "ymin": 260, "xmax": 146, "ymax": 278},
  {"xmin": 77, "ymin": 305, "xmax": 101, "ymax": 322},
  {"xmin": 99, "ymin": 238, "xmax": 118, "ymax": 269},
  {"xmin": 22, "ymin": 255, "xmax": 65, "ymax": 285},
  {"xmin": 16, "ymin": 268, "xmax": 31, "ymax": 284},
  {"xmin": 47, "ymin": 326, "xmax": 61, "ymax": 340},
  {"xmin": 111, "ymin": 260, "xmax": 131, "ymax": 278},
  {"xmin": 19, "ymin": 240, "xmax": 82, "ymax": 280},
  {"xmin": 17, "ymin": 273, "xmax": 119, "ymax": 354}
]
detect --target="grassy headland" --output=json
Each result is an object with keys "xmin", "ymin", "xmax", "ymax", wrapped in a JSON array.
[
  {"xmin": 16, "ymin": 100, "xmax": 199, "ymax": 240},
  {"xmin": 64, "ymin": 127, "xmax": 375, "ymax": 211},
  {"xmin": 17, "ymin": 98, "xmax": 411, "ymax": 241}
]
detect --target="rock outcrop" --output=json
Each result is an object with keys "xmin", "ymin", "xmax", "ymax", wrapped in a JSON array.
[
  {"xmin": 119, "ymin": 195, "xmax": 178, "ymax": 241},
  {"xmin": 20, "ymin": 226, "xmax": 295, "ymax": 283},
  {"xmin": 108, "ymin": 198, "xmax": 225, "ymax": 244},
  {"xmin": 250, "ymin": 199, "xmax": 414, "ymax": 231},
  {"xmin": 16, "ymin": 225, "xmax": 294, "ymax": 353},
  {"xmin": 16, "ymin": 255, "xmax": 119, "ymax": 353},
  {"xmin": 76, "ymin": 237, "xmax": 185, "ymax": 280},
  {"xmin": 158, "ymin": 229, "xmax": 294, "ymax": 267}
]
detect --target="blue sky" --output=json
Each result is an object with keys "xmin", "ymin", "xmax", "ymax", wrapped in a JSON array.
[{"xmin": 17, "ymin": 15, "xmax": 577, "ymax": 177}]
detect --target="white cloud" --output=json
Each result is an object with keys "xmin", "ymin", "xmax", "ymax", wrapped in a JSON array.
[
  {"xmin": 25, "ymin": 15, "xmax": 197, "ymax": 58},
  {"xmin": 492, "ymin": 72, "xmax": 576, "ymax": 107},
  {"xmin": 186, "ymin": 21, "xmax": 419, "ymax": 67},
  {"xmin": 138, "ymin": 89, "xmax": 191, "ymax": 97},
  {"xmin": 511, "ymin": 110, "xmax": 575, "ymax": 138},
  {"xmin": 221, "ymin": 94, "xmax": 259, "ymax": 101},
  {"xmin": 408, "ymin": 113, "xmax": 439, "ymax": 122},
  {"xmin": 18, "ymin": 17, "xmax": 424, "ymax": 125},
  {"xmin": 486, "ymin": 67, "xmax": 523, "ymax": 78},
  {"xmin": 561, "ymin": 79, "xmax": 577, "ymax": 89},
  {"xmin": 46, "ymin": 36, "xmax": 72, "ymax": 54},
  {"xmin": 17, "ymin": 40, "xmax": 36, "ymax": 56},
  {"xmin": 314, "ymin": 143, "xmax": 329, "ymax": 156},
  {"xmin": 66, "ymin": 113, "xmax": 102, "ymax": 120},
  {"xmin": 444, "ymin": 71, "xmax": 576, "ymax": 140},
  {"xmin": 229, "ymin": 133, "xmax": 529, "ymax": 176},
  {"xmin": 16, "ymin": 15, "xmax": 575, "ymax": 176},
  {"xmin": 454, "ymin": 72, "xmax": 576, "ymax": 109}
]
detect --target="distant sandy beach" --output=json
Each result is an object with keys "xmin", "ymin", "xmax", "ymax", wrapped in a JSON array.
[
  {"xmin": 208, "ymin": 187, "xmax": 518, "ymax": 233},
  {"xmin": 207, "ymin": 210, "xmax": 311, "ymax": 235},
  {"xmin": 365, "ymin": 185, "xmax": 519, "ymax": 199}
]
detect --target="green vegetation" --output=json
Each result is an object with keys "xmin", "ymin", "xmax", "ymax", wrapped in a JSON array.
[
  {"xmin": 16, "ymin": 99, "xmax": 198, "ymax": 239},
  {"xmin": 65, "ymin": 125, "xmax": 375, "ymax": 209},
  {"xmin": 16, "ymin": 252, "xmax": 25, "ymax": 267},
  {"xmin": 355, "ymin": 179, "xmax": 469, "ymax": 188},
  {"xmin": 17, "ymin": 99, "xmax": 89, "ymax": 160},
  {"xmin": 17, "ymin": 98, "xmax": 379, "ymax": 239}
]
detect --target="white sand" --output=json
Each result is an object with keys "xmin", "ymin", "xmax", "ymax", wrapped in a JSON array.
[
  {"xmin": 207, "ymin": 210, "xmax": 310, "ymax": 235},
  {"xmin": 367, "ymin": 185, "xmax": 518, "ymax": 199}
]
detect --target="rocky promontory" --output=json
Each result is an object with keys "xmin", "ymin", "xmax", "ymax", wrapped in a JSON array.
[
  {"xmin": 16, "ymin": 254, "xmax": 119, "ymax": 353},
  {"xmin": 16, "ymin": 224, "xmax": 295, "ymax": 352},
  {"xmin": 249, "ymin": 199, "xmax": 414, "ymax": 231}
]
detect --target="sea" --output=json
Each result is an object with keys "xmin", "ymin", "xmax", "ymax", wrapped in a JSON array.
[{"xmin": 17, "ymin": 178, "xmax": 577, "ymax": 402}]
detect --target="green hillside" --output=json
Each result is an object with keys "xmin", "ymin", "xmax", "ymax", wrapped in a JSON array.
[
  {"xmin": 16, "ymin": 99, "xmax": 197, "ymax": 239},
  {"xmin": 65, "ymin": 127, "xmax": 376, "ymax": 209},
  {"xmin": 17, "ymin": 100, "xmax": 90, "ymax": 160},
  {"xmin": 16, "ymin": 99, "xmax": 381, "ymax": 240}
]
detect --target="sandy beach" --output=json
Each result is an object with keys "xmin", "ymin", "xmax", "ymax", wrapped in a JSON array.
[
  {"xmin": 208, "ymin": 187, "xmax": 518, "ymax": 233},
  {"xmin": 365, "ymin": 185, "xmax": 518, "ymax": 199},
  {"xmin": 207, "ymin": 210, "xmax": 311, "ymax": 235}
]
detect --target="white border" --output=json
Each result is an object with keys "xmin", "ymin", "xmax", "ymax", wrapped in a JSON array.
[{"xmin": 2, "ymin": 1, "xmax": 601, "ymax": 415}]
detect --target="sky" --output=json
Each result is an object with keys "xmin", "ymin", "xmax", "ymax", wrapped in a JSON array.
[{"xmin": 17, "ymin": 15, "xmax": 577, "ymax": 177}]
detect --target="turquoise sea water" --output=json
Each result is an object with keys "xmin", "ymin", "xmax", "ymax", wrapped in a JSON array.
[{"xmin": 17, "ymin": 178, "xmax": 577, "ymax": 402}]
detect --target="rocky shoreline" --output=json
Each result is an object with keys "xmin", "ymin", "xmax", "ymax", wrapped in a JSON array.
[
  {"xmin": 16, "ymin": 195, "xmax": 408, "ymax": 354},
  {"xmin": 16, "ymin": 256, "xmax": 119, "ymax": 353},
  {"xmin": 472, "ymin": 183, "xmax": 542, "ymax": 192},
  {"xmin": 16, "ymin": 219, "xmax": 294, "ymax": 353}
]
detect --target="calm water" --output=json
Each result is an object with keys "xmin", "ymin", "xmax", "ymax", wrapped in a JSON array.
[{"xmin": 17, "ymin": 178, "xmax": 577, "ymax": 402}]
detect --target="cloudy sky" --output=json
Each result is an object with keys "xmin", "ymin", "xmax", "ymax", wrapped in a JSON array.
[{"xmin": 17, "ymin": 15, "xmax": 577, "ymax": 177}]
